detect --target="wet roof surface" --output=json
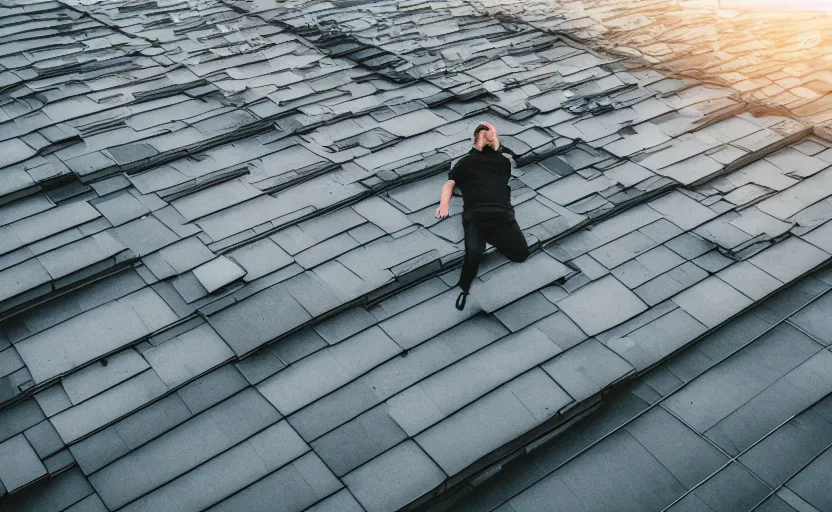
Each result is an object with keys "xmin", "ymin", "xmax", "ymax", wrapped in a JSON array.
[{"xmin": 1, "ymin": 1, "xmax": 832, "ymax": 511}]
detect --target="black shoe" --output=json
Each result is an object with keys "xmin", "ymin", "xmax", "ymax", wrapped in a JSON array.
[{"xmin": 455, "ymin": 291, "xmax": 468, "ymax": 311}]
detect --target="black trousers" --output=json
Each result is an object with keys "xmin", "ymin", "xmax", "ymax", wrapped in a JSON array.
[{"xmin": 457, "ymin": 215, "xmax": 529, "ymax": 293}]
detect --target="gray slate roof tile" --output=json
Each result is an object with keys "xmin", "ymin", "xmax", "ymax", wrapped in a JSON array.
[
  {"xmin": 68, "ymin": 426, "xmax": 130, "ymax": 475},
  {"xmin": 288, "ymin": 315, "xmax": 508, "ymax": 442},
  {"xmin": 207, "ymin": 452, "xmax": 338, "ymax": 512},
  {"xmin": 671, "ymin": 276, "xmax": 753, "ymax": 329},
  {"xmin": 417, "ymin": 367, "xmax": 570, "ymax": 476},
  {"xmin": 51, "ymin": 369, "xmax": 169, "ymax": 444},
  {"xmin": 33, "ymin": 385, "xmax": 71, "ymax": 418},
  {"xmin": 91, "ymin": 387, "xmax": 280, "ymax": 510},
  {"xmin": 542, "ymin": 338, "xmax": 633, "ymax": 401},
  {"xmin": 208, "ymin": 283, "xmax": 312, "ymax": 356},
  {"xmin": 23, "ymin": 419, "xmax": 63, "ymax": 459},
  {"xmin": 227, "ymin": 237, "xmax": 293, "ymax": 282},
  {"xmin": 0, "ymin": 466, "xmax": 92, "ymax": 512},
  {"xmin": 739, "ymin": 408, "xmax": 832, "ymax": 488},
  {"xmin": 17, "ymin": 287, "xmax": 177, "ymax": 384},
  {"xmin": 705, "ymin": 348, "xmax": 832, "ymax": 456},
  {"xmin": 474, "ymin": 252, "xmax": 570, "ymax": 313},
  {"xmin": 608, "ymin": 308, "xmax": 708, "ymax": 371},
  {"xmin": 683, "ymin": 462, "xmax": 770, "ymax": 512},
  {"xmin": 494, "ymin": 291, "xmax": 559, "ymax": 332},
  {"xmin": 387, "ymin": 326, "xmax": 561, "ymax": 436},
  {"xmin": 143, "ymin": 323, "xmax": 233, "ymax": 387},
  {"xmin": 344, "ymin": 440, "xmax": 445, "ymax": 512},
  {"xmin": 556, "ymin": 275, "xmax": 648, "ymax": 336},
  {"xmin": 61, "ymin": 349, "xmax": 149, "ymax": 405},
  {"xmin": 305, "ymin": 488, "xmax": 365, "ymax": 512},
  {"xmin": 312, "ymin": 404, "xmax": 407, "ymax": 476},
  {"xmin": 176, "ymin": 365, "xmax": 249, "ymax": 416},
  {"xmin": 0, "ymin": 433, "xmax": 47, "ymax": 492},
  {"xmin": 312, "ymin": 306, "xmax": 376, "ymax": 345},
  {"xmin": 258, "ymin": 326, "xmax": 401, "ymax": 416},
  {"xmin": 664, "ymin": 323, "xmax": 821, "ymax": 433},
  {"xmin": 63, "ymin": 494, "xmax": 108, "ymax": 512},
  {"xmin": 192, "ymin": 256, "xmax": 246, "ymax": 294},
  {"xmin": 750, "ymin": 236, "xmax": 830, "ymax": 283}
]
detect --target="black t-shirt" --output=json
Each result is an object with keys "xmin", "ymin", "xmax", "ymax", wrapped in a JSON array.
[{"xmin": 448, "ymin": 145, "xmax": 516, "ymax": 220}]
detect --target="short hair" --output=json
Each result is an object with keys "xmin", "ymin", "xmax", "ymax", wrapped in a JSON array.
[{"xmin": 473, "ymin": 123, "xmax": 489, "ymax": 140}]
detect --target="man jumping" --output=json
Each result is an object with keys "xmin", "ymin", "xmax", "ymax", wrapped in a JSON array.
[{"xmin": 435, "ymin": 121, "xmax": 530, "ymax": 311}]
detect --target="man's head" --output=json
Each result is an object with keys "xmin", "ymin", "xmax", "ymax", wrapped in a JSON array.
[{"xmin": 473, "ymin": 121, "xmax": 498, "ymax": 148}]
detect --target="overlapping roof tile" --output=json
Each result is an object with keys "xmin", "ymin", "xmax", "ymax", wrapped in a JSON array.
[{"xmin": 2, "ymin": 0, "xmax": 832, "ymax": 511}]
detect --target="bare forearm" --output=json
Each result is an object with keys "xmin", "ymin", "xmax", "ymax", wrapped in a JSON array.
[{"xmin": 439, "ymin": 181, "xmax": 454, "ymax": 207}]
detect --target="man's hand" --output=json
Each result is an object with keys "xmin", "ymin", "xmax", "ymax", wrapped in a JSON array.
[{"xmin": 434, "ymin": 204, "xmax": 449, "ymax": 218}]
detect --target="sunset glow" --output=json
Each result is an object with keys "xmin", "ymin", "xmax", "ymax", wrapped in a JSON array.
[{"xmin": 721, "ymin": 0, "xmax": 832, "ymax": 10}]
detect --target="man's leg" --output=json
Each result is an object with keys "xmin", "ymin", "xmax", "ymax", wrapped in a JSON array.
[
  {"xmin": 488, "ymin": 218, "xmax": 530, "ymax": 263},
  {"xmin": 456, "ymin": 219, "xmax": 486, "ymax": 310}
]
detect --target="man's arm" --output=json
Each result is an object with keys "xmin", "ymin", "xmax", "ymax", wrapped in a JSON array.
[
  {"xmin": 435, "ymin": 180, "xmax": 455, "ymax": 218},
  {"xmin": 499, "ymin": 145, "xmax": 518, "ymax": 158}
]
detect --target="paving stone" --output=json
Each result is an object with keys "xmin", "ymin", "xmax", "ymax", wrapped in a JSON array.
[
  {"xmin": 664, "ymin": 323, "xmax": 821, "ymax": 433},
  {"xmin": 17, "ymin": 288, "xmax": 177, "ymax": 384},
  {"xmin": 387, "ymin": 327, "xmax": 561, "ymax": 436},
  {"xmin": 343, "ymin": 440, "xmax": 446, "ymax": 512},
  {"xmin": 556, "ymin": 275, "xmax": 648, "ymax": 336},
  {"xmin": 209, "ymin": 283, "xmax": 312, "ymax": 356},
  {"xmin": 542, "ymin": 338, "xmax": 633, "ymax": 402},
  {"xmin": 671, "ymin": 276, "xmax": 753, "ymax": 329},
  {"xmin": 258, "ymin": 326, "xmax": 401, "ymax": 416},
  {"xmin": 0, "ymin": 434, "xmax": 47, "ymax": 491}
]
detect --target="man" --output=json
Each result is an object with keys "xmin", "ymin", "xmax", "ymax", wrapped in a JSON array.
[{"xmin": 435, "ymin": 121, "xmax": 529, "ymax": 310}]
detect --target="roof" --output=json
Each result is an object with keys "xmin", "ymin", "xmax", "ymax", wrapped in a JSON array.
[
  {"xmin": 446, "ymin": 269, "xmax": 832, "ymax": 512},
  {"xmin": 1, "ymin": 0, "xmax": 832, "ymax": 511}
]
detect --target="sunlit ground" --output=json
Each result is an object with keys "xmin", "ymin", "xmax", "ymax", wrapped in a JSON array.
[{"xmin": 472, "ymin": 0, "xmax": 832, "ymax": 126}]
